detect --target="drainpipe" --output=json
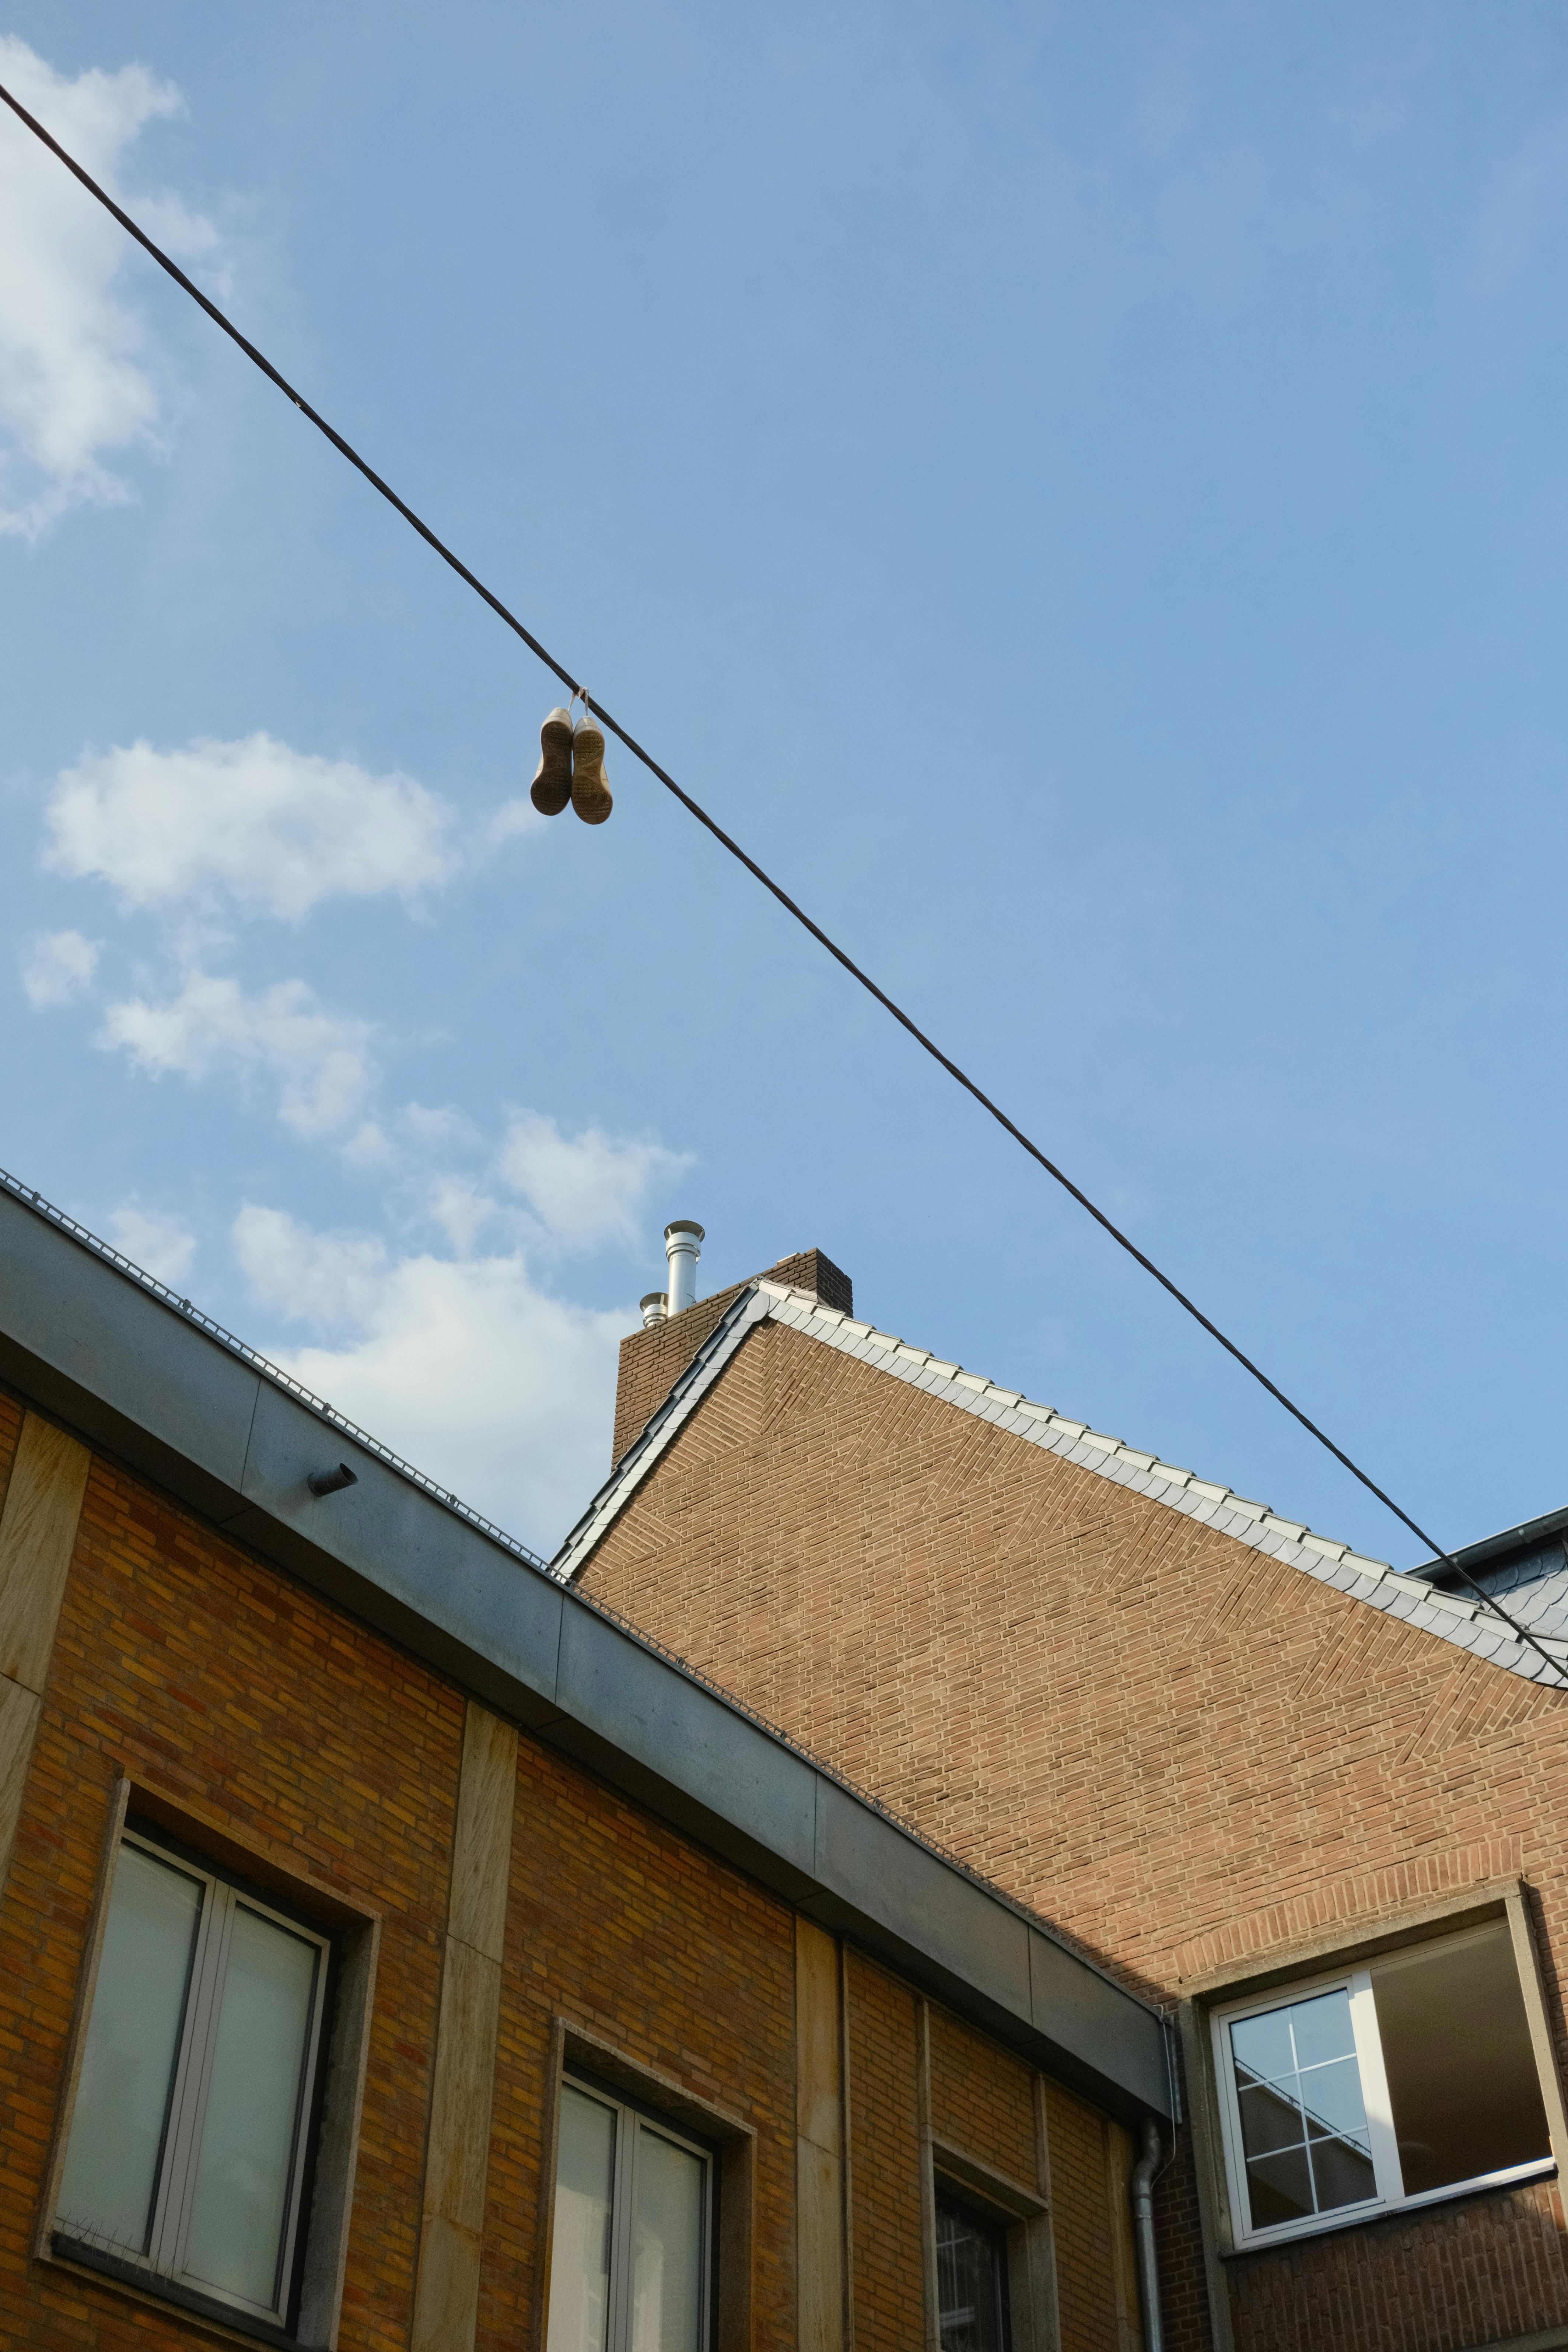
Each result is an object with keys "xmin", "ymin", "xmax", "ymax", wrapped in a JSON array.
[{"xmin": 1131, "ymin": 2118, "xmax": 1165, "ymax": 2352}]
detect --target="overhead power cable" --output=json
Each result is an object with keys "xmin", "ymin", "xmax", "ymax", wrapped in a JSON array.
[{"xmin": 4, "ymin": 74, "xmax": 1561, "ymax": 1689}]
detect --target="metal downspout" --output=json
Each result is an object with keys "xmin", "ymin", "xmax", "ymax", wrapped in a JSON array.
[{"xmin": 1131, "ymin": 2117, "xmax": 1165, "ymax": 2352}]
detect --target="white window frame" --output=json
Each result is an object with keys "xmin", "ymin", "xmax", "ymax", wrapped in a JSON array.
[
  {"xmin": 552, "ymin": 2073, "xmax": 715, "ymax": 2352},
  {"xmin": 1211, "ymin": 1922, "xmax": 1556, "ymax": 2251},
  {"xmin": 54, "ymin": 1827, "xmax": 333, "ymax": 2328}
]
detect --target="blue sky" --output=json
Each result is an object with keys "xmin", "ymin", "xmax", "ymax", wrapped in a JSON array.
[{"xmin": 2, "ymin": 3, "xmax": 1566, "ymax": 1561}]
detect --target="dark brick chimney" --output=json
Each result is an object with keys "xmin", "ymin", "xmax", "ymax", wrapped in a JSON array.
[{"xmin": 611, "ymin": 1248, "xmax": 852, "ymax": 1466}]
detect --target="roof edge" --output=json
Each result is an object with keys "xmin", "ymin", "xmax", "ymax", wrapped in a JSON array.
[
  {"xmin": 0, "ymin": 1183, "xmax": 1171, "ymax": 2122},
  {"xmin": 0, "ymin": 1164, "xmax": 547, "ymax": 1570},
  {"xmin": 1410, "ymin": 1503, "xmax": 1568, "ymax": 1584},
  {"xmin": 558, "ymin": 1279, "xmax": 1568, "ymax": 1691}
]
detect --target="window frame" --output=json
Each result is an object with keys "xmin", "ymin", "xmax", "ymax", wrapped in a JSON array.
[
  {"xmin": 933, "ymin": 2179, "xmax": 1014, "ymax": 2352},
  {"xmin": 926, "ymin": 2138, "xmax": 1053, "ymax": 2352},
  {"xmin": 52, "ymin": 1824, "xmax": 334, "ymax": 2326},
  {"xmin": 1210, "ymin": 1921, "xmax": 1557, "ymax": 2252},
  {"xmin": 548, "ymin": 2069, "xmax": 716, "ymax": 2352},
  {"xmin": 39, "ymin": 1780, "xmax": 383, "ymax": 2352},
  {"xmin": 537, "ymin": 2015, "xmax": 756, "ymax": 2352}
]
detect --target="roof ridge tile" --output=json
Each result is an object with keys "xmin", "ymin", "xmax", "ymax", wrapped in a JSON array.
[{"xmin": 554, "ymin": 1280, "xmax": 1553, "ymax": 1692}]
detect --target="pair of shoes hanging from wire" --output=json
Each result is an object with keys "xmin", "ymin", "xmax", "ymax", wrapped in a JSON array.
[{"xmin": 531, "ymin": 696, "xmax": 612, "ymax": 824}]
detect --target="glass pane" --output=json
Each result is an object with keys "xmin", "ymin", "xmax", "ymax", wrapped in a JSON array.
[
  {"xmin": 1300, "ymin": 2057, "xmax": 1371, "ymax": 2150},
  {"xmin": 183, "ymin": 1904, "xmax": 319, "ymax": 2309},
  {"xmin": 1290, "ymin": 1990, "xmax": 1358, "ymax": 2069},
  {"xmin": 1308, "ymin": 2134, "xmax": 1377, "ymax": 2212},
  {"xmin": 1374, "ymin": 1926, "xmax": 1551, "ymax": 2197},
  {"xmin": 1237, "ymin": 2081, "xmax": 1306, "ymax": 2158},
  {"xmin": 1230, "ymin": 2008, "xmax": 1293, "ymax": 2081},
  {"xmin": 935, "ymin": 2196, "xmax": 1006, "ymax": 2352},
  {"xmin": 547, "ymin": 2087, "xmax": 616, "ymax": 2352},
  {"xmin": 1246, "ymin": 2146, "xmax": 1315, "ymax": 2228},
  {"xmin": 57, "ymin": 1844, "xmax": 203, "ymax": 2256},
  {"xmin": 1229, "ymin": 1988, "xmax": 1372, "ymax": 2230},
  {"xmin": 631, "ymin": 2126, "xmax": 705, "ymax": 2352}
]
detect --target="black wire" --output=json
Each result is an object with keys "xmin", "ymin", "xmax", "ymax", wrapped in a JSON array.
[{"xmin": 5, "ymin": 75, "xmax": 1562, "ymax": 1690}]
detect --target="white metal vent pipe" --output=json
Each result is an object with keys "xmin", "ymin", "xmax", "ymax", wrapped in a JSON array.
[
  {"xmin": 639, "ymin": 1292, "xmax": 669, "ymax": 1328},
  {"xmin": 663, "ymin": 1221, "xmax": 704, "ymax": 1316}
]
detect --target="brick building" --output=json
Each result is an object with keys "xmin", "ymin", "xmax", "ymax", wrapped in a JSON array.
[
  {"xmin": 567, "ymin": 1242, "xmax": 1568, "ymax": 2352},
  {"xmin": 0, "ymin": 1177, "xmax": 1171, "ymax": 2352}
]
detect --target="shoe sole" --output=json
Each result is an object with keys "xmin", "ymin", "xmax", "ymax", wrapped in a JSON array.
[
  {"xmin": 531, "ymin": 713, "xmax": 574, "ymax": 815},
  {"xmin": 571, "ymin": 724, "xmax": 613, "ymax": 824}
]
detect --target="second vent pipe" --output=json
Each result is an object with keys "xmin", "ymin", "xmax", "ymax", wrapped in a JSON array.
[{"xmin": 664, "ymin": 1221, "xmax": 704, "ymax": 1316}]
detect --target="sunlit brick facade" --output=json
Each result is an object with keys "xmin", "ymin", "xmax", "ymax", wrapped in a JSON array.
[
  {"xmin": 576, "ymin": 1258, "xmax": 1568, "ymax": 2352},
  {"xmin": 0, "ymin": 1185, "xmax": 1166, "ymax": 2352}
]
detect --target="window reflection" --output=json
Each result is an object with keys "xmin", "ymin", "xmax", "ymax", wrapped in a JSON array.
[
  {"xmin": 1229, "ymin": 1989, "xmax": 1376, "ymax": 2228},
  {"xmin": 935, "ymin": 2193, "xmax": 1008, "ymax": 2352},
  {"xmin": 54, "ymin": 1832, "xmax": 330, "ymax": 2324},
  {"xmin": 546, "ymin": 2080, "xmax": 711, "ymax": 2352},
  {"xmin": 1374, "ymin": 1930, "xmax": 1549, "ymax": 2197},
  {"xmin": 1219, "ymin": 1921, "xmax": 1556, "ymax": 2246}
]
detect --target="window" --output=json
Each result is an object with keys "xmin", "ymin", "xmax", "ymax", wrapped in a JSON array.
[
  {"xmin": 1212, "ymin": 1920, "xmax": 1554, "ymax": 2247},
  {"xmin": 54, "ymin": 1829, "xmax": 331, "ymax": 2328},
  {"xmin": 935, "ymin": 2189, "xmax": 1011, "ymax": 2352},
  {"xmin": 546, "ymin": 2076, "xmax": 713, "ymax": 2352}
]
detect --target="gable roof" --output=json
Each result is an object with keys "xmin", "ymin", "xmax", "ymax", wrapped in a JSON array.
[
  {"xmin": 0, "ymin": 1171, "xmax": 1169, "ymax": 2123},
  {"xmin": 552, "ymin": 1279, "xmax": 1568, "ymax": 1689}
]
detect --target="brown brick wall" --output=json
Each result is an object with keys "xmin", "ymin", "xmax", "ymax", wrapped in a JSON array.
[
  {"xmin": 478, "ymin": 1735, "xmax": 799, "ymax": 2350},
  {"xmin": 1045, "ymin": 2082, "xmax": 1122, "ymax": 2352},
  {"xmin": 0, "ymin": 1449, "xmax": 463, "ymax": 2352},
  {"xmin": 928, "ymin": 2003, "xmax": 1038, "ymax": 2191},
  {"xmin": 579, "ymin": 1314, "xmax": 1568, "ymax": 2351},
  {"xmin": 1227, "ymin": 2177, "xmax": 1568, "ymax": 2351},
  {"xmin": 846, "ymin": 1951, "xmax": 927, "ymax": 2350},
  {"xmin": 611, "ymin": 1249, "xmax": 852, "ymax": 1465},
  {"xmin": 4, "ymin": 1376, "xmax": 1086, "ymax": 2352},
  {"xmin": 0, "ymin": 1433, "xmax": 813, "ymax": 2351}
]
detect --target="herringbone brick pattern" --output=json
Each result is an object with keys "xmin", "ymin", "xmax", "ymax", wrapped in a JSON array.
[{"xmin": 584, "ymin": 1314, "xmax": 1568, "ymax": 2352}]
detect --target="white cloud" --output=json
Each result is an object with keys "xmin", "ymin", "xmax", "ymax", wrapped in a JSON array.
[
  {"xmin": 46, "ymin": 733, "xmax": 460, "ymax": 920},
  {"xmin": 98, "ymin": 969, "xmax": 377, "ymax": 1138},
  {"xmin": 425, "ymin": 1173, "xmax": 499, "ymax": 1255},
  {"xmin": 481, "ymin": 797, "xmax": 549, "ymax": 849},
  {"xmin": 19, "ymin": 927, "xmax": 100, "ymax": 1006},
  {"xmin": 105, "ymin": 1200, "xmax": 196, "ymax": 1285},
  {"xmin": 399, "ymin": 1101, "xmax": 484, "ymax": 1153},
  {"xmin": 233, "ymin": 1203, "xmax": 627, "ymax": 1548},
  {"xmin": 497, "ymin": 1109, "xmax": 692, "ymax": 1254},
  {"xmin": 233, "ymin": 1204, "xmax": 394, "ymax": 1325},
  {"xmin": 0, "ymin": 36, "xmax": 218, "ymax": 539}
]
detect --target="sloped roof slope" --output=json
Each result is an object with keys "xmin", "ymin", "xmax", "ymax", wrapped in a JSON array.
[
  {"xmin": 552, "ymin": 1279, "xmax": 1568, "ymax": 1688},
  {"xmin": 0, "ymin": 1172, "xmax": 1171, "ymax": 2119}
]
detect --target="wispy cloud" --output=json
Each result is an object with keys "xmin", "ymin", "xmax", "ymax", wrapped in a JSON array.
[
  {"xmin": 106, "ymin": 1199, "xmax": 197, "ymax": 1286},
  {"xmin": 46, "ymin": 733, "xmax": 461, "ymax": 921},
  {"xmin": 19, "ymin": 927, "xmax": 100, "ymax": 1006},
  {"xmin": 232, "ymin": 1201, "xmax": 631, "ymax": 1546},
  {"xmin": 0, "ymin": 35, "xmax": 218, "ymax": 539},
  {"xmin": 25, "ymin": 728, "xmax": 562, "ymax": 1151},
  {"xmin": 496, "ymin": 1109, "xmax": 692, "ymax": 1254},
  {"xmin": 99, "ymin": 969, "xmax": 378, "ymax": 1139}
]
